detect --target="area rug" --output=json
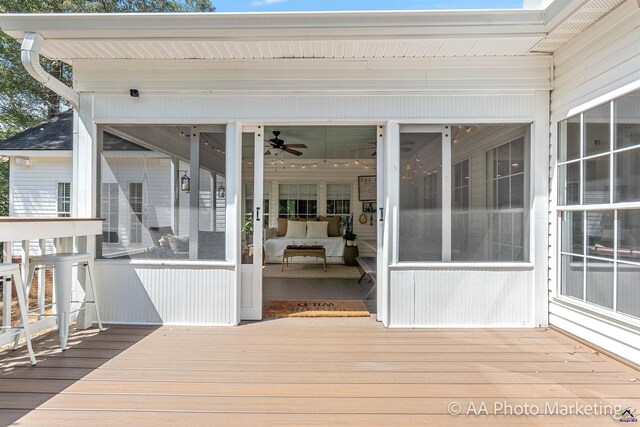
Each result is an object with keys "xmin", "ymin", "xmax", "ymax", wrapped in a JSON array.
[
  {"xmin": 263, "ymin": 300, "xmax": 370, "ymax": 318},
  {"xmin": 262, "ymin": 264, "xmax": 361, "ymax": 280}
]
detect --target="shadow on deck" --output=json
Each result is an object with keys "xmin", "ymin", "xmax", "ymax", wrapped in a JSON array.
[{"xmin": 0, "ymin": 318, "xmax": 638, "ymax": 426}]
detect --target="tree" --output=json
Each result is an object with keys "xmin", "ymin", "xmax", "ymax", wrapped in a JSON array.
[{"xmin": 0, "ymin": 0, "xmax": 215, "ymax": 217}]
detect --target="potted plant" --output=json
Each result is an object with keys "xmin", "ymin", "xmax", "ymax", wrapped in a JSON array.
[
  {"xmin": 344, "ymin": 231, "xmax": 357, "ymax": 246},
  {"xmin": 242, "ymin": 217, "xmax": 254, "ymax": 244}
]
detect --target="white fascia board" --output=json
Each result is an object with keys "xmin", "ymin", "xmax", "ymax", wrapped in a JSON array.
[
  {"xmin": 0, "ymin": 150, "xmax": 71, "ymax": 157},
  {"xmin": 0, "ymin": 10, "xmax": 546, "ymax": 42}
]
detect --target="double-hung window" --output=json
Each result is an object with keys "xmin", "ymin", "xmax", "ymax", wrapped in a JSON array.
[
  {"xmin": 278, "ymin": 184, "xmax": 317, "ymax": 218},
  {"xmin": 326, "ymin": 183, "xmax": 351, "ymax": 219},
  {"xmin": 57, "ymin": 182, "xmax": 71, "ymax": 217},
  {"xmin": 557, "ymin": 89, "xmax": 640, "ymax": 319}
]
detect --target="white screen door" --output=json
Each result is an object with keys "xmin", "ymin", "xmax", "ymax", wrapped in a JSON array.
[{"xmin": 240, "ymin": 127, "xmax": 264, "ymax": 320}]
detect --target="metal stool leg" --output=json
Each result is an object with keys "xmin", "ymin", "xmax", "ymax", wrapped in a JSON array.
[
  {"xmin": 11, "ymin": 272, "xmax": 37, "ymax": 366},
  {"xmin": 85, "ymin": 262, "xmax": 104, "ymax": 332},
  {"xmin": 13, "ymin": 262, "xmax": 37, "ymax": 351}
]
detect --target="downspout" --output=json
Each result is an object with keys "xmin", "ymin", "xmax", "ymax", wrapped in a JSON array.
[{"xmin": 21, "ymin": 32, "xmax": 80, "ymax": 109}]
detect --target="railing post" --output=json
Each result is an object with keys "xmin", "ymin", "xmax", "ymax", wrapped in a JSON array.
[
  {"xmin": 21, "ymin": 240, "xmax": 30, "ymax": 313},
  {"xmin": 38, "ymin": 239, "xmax": 46, "ymax": 320},
  {"xmin": 2, "ymin": 241, "xmax": 12, "ymax": 329}
]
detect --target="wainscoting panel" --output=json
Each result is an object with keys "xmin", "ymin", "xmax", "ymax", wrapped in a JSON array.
[
  {"xmin": 95, "ymin": 261, "xmax": 235, "ymax": 325},
  {"xmin": 390, "ymin": 266, "xmax": 535, "ymax": 327}
]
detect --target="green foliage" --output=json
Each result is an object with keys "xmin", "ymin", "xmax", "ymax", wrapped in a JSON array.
[{"xmin": 0, "ymin": 0, "xmax": 215, "ymax": 216}]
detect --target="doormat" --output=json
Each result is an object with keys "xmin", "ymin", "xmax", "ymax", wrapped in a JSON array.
[{"xmin": 263, "ymin": 300, "xmax": 370, "ymax": 318}]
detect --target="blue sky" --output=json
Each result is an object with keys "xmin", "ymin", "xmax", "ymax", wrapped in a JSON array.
[{"xmin": 213, "ymin": 0, "xmax": 524, "ymax": 12}]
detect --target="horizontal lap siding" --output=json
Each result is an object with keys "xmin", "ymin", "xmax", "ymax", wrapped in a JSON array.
[
  {"xmin": 550, "ymin": 1, "xmax": 640, "ymax": 120},
  {"xmin": 549, "ymin": 0, "xmax": 640, "ymax": 364},
  {"xmin": 95, "ymin": 262, "xmax": 235, "ymax": 325},
  {"xmin": 10, "ymin": 157, "xmax": 72, "ymax": 254}
]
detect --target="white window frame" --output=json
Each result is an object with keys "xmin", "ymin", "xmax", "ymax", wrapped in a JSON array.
[
  {"xmin": 128, "ymin": 182, "xmax": 143, "ymax": 245},
  {"xmin": 556, "ymin": 90, "xmax": 640, "ymax": 321},
  {"xmin": 101, "ymin": 182, "xmax": 119, "ymax": 244},
  {"xmin": 56, "ymin": 182, "xmax": 71, "ymax": 218},
  {"xmin": 451, "ymin": 159, "xmax": 470, "ymax": 258},
  {"xmin": 326, "ymin": 183, "xmax": 351, "ymax": 219},
  {"xmin": 485, "ymin": 138, "xmax": 527, "ymax": 262},
  {"xmin": 278, "ymin": 183, "xmax": 318, "ymax": 218}
]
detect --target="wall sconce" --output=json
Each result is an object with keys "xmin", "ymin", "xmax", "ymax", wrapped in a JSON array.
[
  {"xmin": 179, "ymin": 170, "xmax": 190, "ymax": 192},
  {"xmin": 217, "ymin": 183, "xmax": 225, "ymax": 198}
]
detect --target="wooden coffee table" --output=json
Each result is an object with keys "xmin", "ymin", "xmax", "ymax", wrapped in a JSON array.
[{"xmin": 282, "ymin": 246, "xmax": 327, "ymax": 271}]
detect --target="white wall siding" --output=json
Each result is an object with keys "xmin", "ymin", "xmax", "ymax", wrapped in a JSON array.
[
  {"xmin": 10, "ymin": 157, "xmax": 72, "ymax": 254},
  {"xmin": 95, "ymin": 262, "xmax": 235, "ymax": 325},
  {"xmin": 549, "ymin": 0, "xmax": 640, "ymax": 362},
  {"xmin": 550, "ymin": 0, "xmax": 640, "ymax": 120},
  {"xmin": 390, "ymin": 267, "xmax": 535, "ymax": 327}
]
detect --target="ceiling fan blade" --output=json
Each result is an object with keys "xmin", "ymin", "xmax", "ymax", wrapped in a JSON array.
[
  {"xmin": 265, "ymin": 150, "xmax": 272, "ymax": 155},
  {"xmin": 284, "ymin": 148, "xmax": 303, "ymax": 156},
  {"xmin": 371, "ymin": 151, "xmax": 377, "ymax": 156},
  {"xmin": 350, "ymin": 147, "xmax": 374, "ymax": 152},
  {"xmin": 284, "ymin": 144, "xmax": 307, "ymax": 148}
]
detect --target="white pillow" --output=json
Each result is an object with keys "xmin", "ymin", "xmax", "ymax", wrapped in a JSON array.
[
  {"xmin": 306, "ymin": 221, "xmax": 328, "ymax": 238},
  {"xmin": 285, "ymin": 220, "xmax": 307, "ymax": 238}
]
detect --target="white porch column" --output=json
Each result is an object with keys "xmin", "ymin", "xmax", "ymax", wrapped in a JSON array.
[
  {"xmin": 226, "ymin": 122, "xmax": 242, "ymax": 325},
  {"xmin": 381, "ymin": 121, "xmax": 399, "ymax": 327},
  {"xmin": 533, "ymin": 90, "xmax": 551, "ymax": 327},
  {"xmin": 73, "ymin": 93, "xmax": 97, "ymax": 329},
  {"xmin": 189, "ymin": 127, "xmax": 200, "ymax": 260}
]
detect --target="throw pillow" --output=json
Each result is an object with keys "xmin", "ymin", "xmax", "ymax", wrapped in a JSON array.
[
  {"xmin": 285, "ymin": 220, "xmax": 307, "ymax": 238},
  {"xmin": 166, "ymin": 234, "xmax": 189, "ymax": 253},
  {"xmin": 277, "ymin": 218, "xmax": 289, "ymax": 237},
  {"xmin": 319, "ymin": 216, "xmax": 341, "ymax": 237},
  {"xmin": 306, "ymin": 221, "xmax": 328, "ymax": 238}
]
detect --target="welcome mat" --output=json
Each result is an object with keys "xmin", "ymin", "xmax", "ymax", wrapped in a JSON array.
[{"xmin": 264, "ymin": 300, "xmax": 370, "ymax": 318}]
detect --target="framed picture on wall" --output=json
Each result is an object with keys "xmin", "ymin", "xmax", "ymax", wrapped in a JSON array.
[
  {"xmin": 362, "ymin": 201, "xmax": 376, "ymax": 213},
  {"xmin": 358, "ymin": 175, "xmax": 376, "ymax": 201}
]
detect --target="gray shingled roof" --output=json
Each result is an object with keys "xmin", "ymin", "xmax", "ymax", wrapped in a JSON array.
[{"xmin": 0, "ymin": 110, "xmax": 147, "ymax": 151}]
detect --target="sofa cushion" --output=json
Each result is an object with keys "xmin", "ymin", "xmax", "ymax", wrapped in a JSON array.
[
  {"xmin": 285, "ymin": 220, "xmax": 307, "ymax": 238},
  {"xmin": 307, "ymin": 221, "xmax": 328, "ymax": 238},
  {"xmin": 319, "ymin": 216, "xmax": 341, "ymax": 237},
  {"xmin": 166, "ymin": 234, "xmax": 189, "ymax": 253},
  {"xmin": 277, "ymin": 218, "xmax": 288, "ymax": 237},
  {"xmin": 148, "ymin": 226, "xmax": 174, "ymax": 247}
]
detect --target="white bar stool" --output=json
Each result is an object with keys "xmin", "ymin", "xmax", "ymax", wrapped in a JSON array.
[
  {"xmin": 0, "ymin": 263, "xmax": 37, "ymax": 365},
  {"xmin": 25, "ymin": 253, "xmax": 104, "ymax": 350}
]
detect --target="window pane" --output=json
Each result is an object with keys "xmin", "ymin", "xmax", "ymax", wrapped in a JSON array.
[
  {"xmin": 558, "ymin": 162, "xmax": 580, "ymax": 205},
  {"xmin": 99, "ymin": 127, "xmax": 226, "ymax": 261},
  {"xmin": 561, "ymin": 254, "xmax": 584, "ymax": 300},
  {"xmin": 614, "ymin": 147, "xmax": 640, "ymax": 203},
  {"xmin": 399, "ymin": 132, "xmax": 442, "ymax": 261},
  {"xmin": 561, "ymin": 211, "xmax": 583, "ymax": 255},
  {"xmin": 583, "ymin": 155, "xmax": 610, "ymax": 204},
  {"xmin": 617, "ymin": 263, "xmax": 640, "ymax": 319},
  {"xmin": 584, "ymin": 104, "xmax": 610, "ymax": 157},
  {"xmin": 586, "ymin": 210, "xmax": 614, "ymax": 258},
  {"xmin": 585, "ymin": 258, "xmax": 614, "ymax": 309},
  {"xmin": 618, "ymin": 210, "xmax": 640, "ymax": 263},
  {"xmin": 453, "ymin": 126, "xmax": 529, "ymax": 261},
  {"xmin": 615, "ymin": 89, "xmax": 640, "ymax": 150},
  {"xmin": 558, "ymin": 116, "xmax": 581, "ymax": 162}
]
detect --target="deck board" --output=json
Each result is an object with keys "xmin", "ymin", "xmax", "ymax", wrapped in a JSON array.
[{"xmin": 0, "ymin": 318, "xmax": 639, "ymax": 426}]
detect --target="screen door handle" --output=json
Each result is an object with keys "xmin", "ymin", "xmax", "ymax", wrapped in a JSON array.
[
  {"xmin": 379, "ymin": 207, "xmax": 384, "ymax": 222},
  {"xmin": 256, "ymin": 207, "xmax": 261, "ymax": 221}
]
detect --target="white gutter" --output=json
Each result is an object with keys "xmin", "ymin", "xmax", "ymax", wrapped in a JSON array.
[{"xmin": 20, "ymin": 32, "xmax": 79, "ymax": 109}]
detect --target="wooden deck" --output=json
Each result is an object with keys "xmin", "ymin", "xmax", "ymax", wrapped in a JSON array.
[{"xmin": 0, "ymin": 318, "xmax": 639, "ymax": 426}]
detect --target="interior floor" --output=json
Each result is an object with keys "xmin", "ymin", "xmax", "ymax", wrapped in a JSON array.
[{"xmin": 262, "ymin": 277, "xmax": 377, "ymax": 314}]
